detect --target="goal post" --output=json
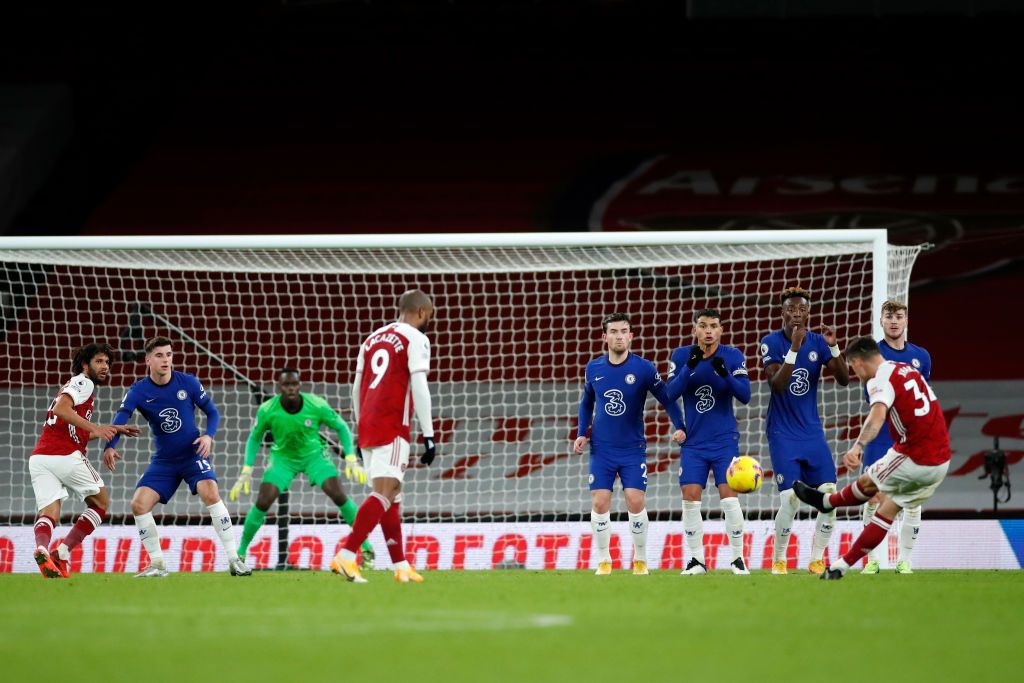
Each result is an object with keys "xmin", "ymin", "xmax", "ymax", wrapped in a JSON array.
[{"xmin": 0, "ymin": 230, "xmax": 923, "ymax": 569}]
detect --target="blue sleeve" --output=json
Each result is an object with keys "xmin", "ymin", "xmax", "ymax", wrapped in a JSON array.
[
  {"xmin": 191, "ymin": 376, "xmax": 221, "ymax": 439},
  {"xmin": 648, "ymin": 365, "xmax": 684, "ymax": 430},
  {"xmin": 725, "ymin": 349, "xmax": 752, "ymax": 404},
  {"xmin": 665, "ymin": 348, "xmax": 689, "ymax": 400},
  {"xmin": 760, "ymin": 335, "xmax": 779, "ymax": 367},
  {"xmin": 922, "ymin": 349, "xmax": 933, "ymax": 382},
  {"xmin": 577, "ymin": 367, "xmax": 596, "ymax": 438},
  {"xmin": 104, "ymin": 385, "xmax": 138, "ymax": 450}
]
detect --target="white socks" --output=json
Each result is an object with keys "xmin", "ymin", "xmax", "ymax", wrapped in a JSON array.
[
  {"xmin": 721, "ymin": 497, "xmax": 744, "ymax": 562},
  {"xmin": 591, "ymin": 510, "xmax": 612, "ymax": 563},
  {"xmin": 898, "ymin": 505, "xmax": 922, "ymax": 564},
  {"xmin": 628, "ymin": 509, "xmax": 649, "ymax": 564},
  {"xmin": 682, "ymin": 500, "xmax": 704, "ymax": 564},
  {"xmin": 811, "ymin": 483, "xmax": 837, "ymax": 562},
  {"xmin": 207, "ymin": 500, "xmax": 239, "ymax": 561},
  {"xmin": 773, "ymin": 489, "xmax": 799, "ymax": 563},
  {"xmin": 864, "ymin": 500, "xmax": 881, "ymax": 563},
  {"xmin": 134, "ymin": 512, "xmax": 165, "ymax": 569}
]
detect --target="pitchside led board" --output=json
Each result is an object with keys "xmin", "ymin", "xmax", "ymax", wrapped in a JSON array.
[{"xmin": 0, "ymin": 231, "xmax": 1016, "ymax": 572}]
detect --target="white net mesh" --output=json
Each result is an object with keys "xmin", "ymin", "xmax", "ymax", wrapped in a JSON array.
[{"xmin": 0, "ymin": 237, "xmax": 923, "ymax": 557}]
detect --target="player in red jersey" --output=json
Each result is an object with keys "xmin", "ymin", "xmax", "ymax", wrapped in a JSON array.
[
  {"xmin": 793, "ymin": 336, "xmax": 951, "ymax": 579},
  {"xmin": 331, "ymin": 289, "xmax": 436, "ymax": 583},
  {"xmin": 29, "ymin": 343, "xmax": 139, "ymax": 577}
]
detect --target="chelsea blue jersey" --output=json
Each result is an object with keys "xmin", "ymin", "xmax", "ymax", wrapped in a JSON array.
[
  {"xmin": 864, "ymin": 339, "xmax": 933, "ymax": 461},
  {"xmin": 667, "ymin": 344, "xmax": 751, "ymax": 449},
  {"xmin": 760, "ymin": 329, "xmax": 833, "ymax": 439},
  {"xmin": 577, "ymin": 353, "xmax": 683, "ymax": 455},
  {"xmin": 108, "ymin": 371, "xmax": 221, "ymax": 461}
]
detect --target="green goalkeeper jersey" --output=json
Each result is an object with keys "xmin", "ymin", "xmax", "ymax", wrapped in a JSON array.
[{"xmin": 244, "ymin": 393, "xmax": 354, "ymax": 466}]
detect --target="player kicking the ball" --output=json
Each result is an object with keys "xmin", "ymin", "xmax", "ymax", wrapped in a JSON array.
[
  {"xmin": 30, "ymin": 343, "xmax": 140, "ymax": 578},
  {"xmin": 330, "ymin": 289, "xmax": 437, "ymax": 584},
  {"xmin": 792, "ymin": 336, "xmax": 950, "ymax": 580},
  {"xmin": 760, "ymin": 287, "xmax": 849, "ymax": 575},
  {"xmin": 103, "ymin": 336, "xmax": 251, "ymax": 577},
  {"xmin": 666, "ymin": 309, "xmax": 752, "ymax": 575},
  {"xmin": 230, "ymin": 367, "xmax": 375, "ymax": 569},
  {"xmin": 574, "ymin": 313, "xmax": 685, "ymax": 576}
]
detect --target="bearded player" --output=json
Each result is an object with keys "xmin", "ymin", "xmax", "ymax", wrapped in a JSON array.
[
  {"xmin": 330, "ymin": 289, "xmax": 437, "ymax": 584},
  {"xmin": 230, "ymin": 367, "xmax": 375, "ymax": 569},
  {"xmin": 760, "ymin": 286, "xmax": 850, "ymax": 575},
  {"xmin": 792, "ymin": 336, "xmax": 950, "ymax": 579},
  {"xmin": 30, "ymin": 343, "xmax": 140, "ymax": 577}
]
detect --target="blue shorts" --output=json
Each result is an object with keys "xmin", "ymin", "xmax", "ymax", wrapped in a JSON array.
[
  {"xmin": 767, "ymin": 433, "xmax": 836, "ymax": 491},
  {"xmin": 589, "ymin": 449, "xmax": 648, "ymax": 492},
  {"xmin": 679, "ymin": 443, "xmax": 740, "ymax": 488},
  {"xmin": 137, "ymin": 456, "xmax": 218, "ymax": 505}
]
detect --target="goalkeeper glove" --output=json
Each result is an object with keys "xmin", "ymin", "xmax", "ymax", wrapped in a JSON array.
[
  {"xmin": 228, "ymin": 465, "xmax": 253, "ymax": 501},
  {"xmin": 711, "ymin": 356, "xmax": 729, "ymax": 378},
  {"xmin": 344, "ymin": 454, "xmax": 367, "ymax": 484},
  {"xmin": 420, "ymin": 436, "xmax": 437, "ymax": 466},
  {"xmin": 686, "ymin": 346, "xmax": 704, "ymax": 370}
]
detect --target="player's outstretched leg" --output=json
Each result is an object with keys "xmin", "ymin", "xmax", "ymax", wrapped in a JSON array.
[
  {"xmin": 896, "ymin": 505, "xmax": 921, "ymax": 574},
  {"xmin": 823, "ymin": 511, "xmax": 895, "ymax": 580},
  {"xmin": 681, "ymin": 500, "xmax": 707, "ymax": 575},
  {"xmin": 809, "ymin": 483, "xmax": 837, "ymax": 576},
  {"xmin": 323, "ymin": 477, "xmax": 376, "ymax": 571},
  {"xmin": 772, "ymin": 489, "xmax": 800, "ymax": 574},
  {"xmin": 332, "ymin": 491, "xmax": 392, "ymax": 583},
  {"xmin": 861, "ymin": 499, "xmax": 881, "ymax": 574}
]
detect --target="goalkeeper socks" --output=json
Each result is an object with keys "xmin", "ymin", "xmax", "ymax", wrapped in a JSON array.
[
  {"xmin": 34, "ymin": 515, "xmax": 55, "ymax": 549},
  {"xmin": 380, "ymin": 500, "xmax": 405, "ymax": 564},
  {"xmin": 841, "ymin": 512, "xmax": 893, "ymax": 566},
  {"xmin": 339, "ymin": 498, "xmax": 375, "ymax": 554},
  {"xmin": 898, "ymin": 505, "xmax": 922, "ymax": 564},
  {"xmin": 827, "ymin": 481, "xmax": 869, "ymax": 510},
  {"xmin": 863, "ymin": 500, "xmax": 881, "ymax": 564},
  {"xmin": 682, "ymin": 500, "xmax": 704, "ymax": 564},
  {"xmin": 63, "ymin": 504, "xmax": 105, "ymax": 552},
  {"xmin": 773, "ymin": 489, "xmax": 799, "ymax": 563},
  {"xmin": 343, "ymin": 492, "xmax": 389, "ymax": 555},
  {"xmin": 207, "ymin": 501, "xmax": 239, "ymax": 560},
  {"xmin": 628, "ymin": 509, "xmax": 648, "ymax": 563},
  {"xmin": 238, "ymin": 506, "xmax": 267, "ymax": 557},
  {"xmin": 811, "ymin": 484, "xmax": 837, "ymax": 562},
  {"xmin": 134, "ymin": 512, "xmax": 165, "ymax": 569},
  {"xmin": 590, "ymin": 510, "xmax": 612, "ymax": 563},
  {"xmin": 721, "ymin": 497, "xmax": 744, "ymax": 562}
]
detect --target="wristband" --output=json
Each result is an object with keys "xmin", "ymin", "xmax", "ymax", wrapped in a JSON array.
[
  {"xmin": 829, "ymin": 344, "xmax": 841, "ymax": 358},
  {"xmin": 784, "ymin": 350, "xmax": 798, "ymax": 365}
]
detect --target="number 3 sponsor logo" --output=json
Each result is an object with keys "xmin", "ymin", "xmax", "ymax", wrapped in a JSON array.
[
  {"xmin": 603, "ymin": 389, "xmax": 626, "ymax": 416},
  {"xmin": 789, "ymin": 368, "xmax": 811, "ymax": 396},
  {"xmin": 159, "ymin": 408, "xmax": 182, "ymax": 434}
]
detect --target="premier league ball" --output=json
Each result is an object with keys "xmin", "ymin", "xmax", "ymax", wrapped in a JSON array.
[{"xmin": 726, "ymin": 456, "xmax": 763, "ymax": 493}]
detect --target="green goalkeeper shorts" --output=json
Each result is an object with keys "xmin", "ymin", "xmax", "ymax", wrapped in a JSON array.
[{"xmin": 262, "ymin": 452, "xmax": 339, "ymax": 492}]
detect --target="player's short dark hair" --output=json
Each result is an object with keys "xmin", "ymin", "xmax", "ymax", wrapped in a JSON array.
[
  {"xmin": 694, "ymin": 308, "xmax": 721, "ymax": 324},
  {"xmin": 279, "ymin": 367, "xmax": 300, "ymax": 378},
  {"xmin": 781, "ymin": 286, "xmax": 811, "ymax": 305},
  {"xmin": 881, "ymin": 299, "xmax": 908, "ymax": 315},
  {"xmin": 144, "ymin": 336, "xmax": 173, "ymax": 354},
  {"xmin": 845, "ymin": 336, "xmax": 881, "ymax": 361},
  {"xmin": 399, "ymin": 289, "xmax": 433, "ymax": 313},
  {"xmin": 71, "ymin": 343, "xmax": 113, "ymax": 374},
  {"xmin": 601, "ymin": 313, "xmax": 631, "ymax": 332}
]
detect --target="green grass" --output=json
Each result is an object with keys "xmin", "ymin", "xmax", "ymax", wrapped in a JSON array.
[{"xmin": 2, "ymin": 570, "xmax": 1021, "ymax": 682}]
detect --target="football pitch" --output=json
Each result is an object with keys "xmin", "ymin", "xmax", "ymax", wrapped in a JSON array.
[{"xmin": 2, "ymin": 570, "xmax": 1020, "ymax": 683}]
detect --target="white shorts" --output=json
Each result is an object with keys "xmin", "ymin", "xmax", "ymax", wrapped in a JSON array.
[
  {"xmin": 867, "ymin": 448, "xmax": 948, "ymax": 509},
  {"xmin": 29, "ymin": 452, "xmax": 105, "ymax": 510},
  {"xmin": 363, "ymin": 437, "xmax": 410, "ymax": 482}
]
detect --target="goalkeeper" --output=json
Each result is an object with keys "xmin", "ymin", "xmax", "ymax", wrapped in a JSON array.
[{"xmin": 230, "ymin": 367, "xmax": 375, "ymax": 569}]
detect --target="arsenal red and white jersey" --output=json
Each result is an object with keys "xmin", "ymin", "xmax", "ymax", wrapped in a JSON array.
[
  {"xmin": 32, "ymin": 374, "xmax": 96, "ymax": 456},
  {"xmin": 866, "ymin": 361, "xmax": 951, "ymax": 466},
  {"xmin": 356, "ymin": 322, "xmax": 430, "ymax": 448}
]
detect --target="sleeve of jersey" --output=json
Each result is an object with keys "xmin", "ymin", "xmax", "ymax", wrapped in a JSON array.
[
  {"xmin": 244, "ymin": 404, "xmax": 269, "ymax": 467},
  {"xmin": 104, "ymin": 386, "xmax": 138, "ymax": 450},
  {"xmin": 664, "ymin": 349, "xmax": 689, "ymax": 400},
  {"xmin": 192, "ymin": 377, "xmax": 221, "ymax": 438},
  {"xmin": 760, "ymin": 336, "xmax": 778, "ymax": 368},
  {"xmin": 725, "ymin": 350, "xmax": 752, "ymax": 404},
  {"xmin": 408, "ymin": 332, "xmax": 431, "ymax": 375},
  {"xmin": 62, "ymin": 377, "xmax": 95, "ymax": 406},
  {"xmin": 923, "ymin": 350, "xmax": 933, "ymax": 382},
  {"xmin": 321, "ymin": 402, "xmax": 355, "ymax": 456},
  {"xmin": 410, "ymin": 371, "xmax": 434, "ymax": 439},
  {"xmin": 577, "ymin": 369, "xmax": 596, "ymax": 438},
  {"xmin": 649, "ymin": 368, "xmax": 684, "ymax": 430},
  {"xmin": 866, "ymin": 376, "xmax": 896, "ymax": 408}
]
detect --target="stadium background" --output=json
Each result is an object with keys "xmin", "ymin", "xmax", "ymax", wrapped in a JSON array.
[{"xmin": 1, "ymin": 2, "xmax": 1023, "ymax": 572}]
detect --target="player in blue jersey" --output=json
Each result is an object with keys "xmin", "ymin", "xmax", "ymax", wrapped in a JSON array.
[
  {"xmin": 102, "ymin": 336, "xmax": 251, "ymax": 577},
  {"xmin": 861, "ymin": 299, "xmax": 932, "ymax": 575},
  {"xmin": 760, "ymin": 286, "xmax": 850, "ymax": 575},
  {"xmin": 665, "ymin": 309, "xmax": 752, "ymax": 575},
  {"xmin": 574, "ymin": 313, "xmax": 685, "ymax": 576}
]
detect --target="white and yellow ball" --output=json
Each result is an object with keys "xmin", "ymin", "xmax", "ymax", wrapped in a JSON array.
[{"xmin": 726, "ymin": 456, "xmax": 763, "ymax": 493}]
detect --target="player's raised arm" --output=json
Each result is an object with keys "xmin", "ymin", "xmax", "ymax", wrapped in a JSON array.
[
  {"xmin": 665, "ymin": 346, "xmax": 700, "ymax": 400},
  {"xmin": 102, "ymin": 385, "xmax": 142, "ymax": 470},
  {"xmin": 820, "ymin": 325, "xmax": 850, "ymax": 386},
  {"xmin": 764, "ymin": 329, "xmax": 801, "ymax": 394},
  {"xmin": 648, "ymin": 367, "xmax": 685, "ymax": 431},
  {"xmin": 712, "ymin": 350, "xmax": 751, "ymax": 405}
]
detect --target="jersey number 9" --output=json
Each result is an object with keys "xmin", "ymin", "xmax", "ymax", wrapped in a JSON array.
[{"xmin": 369, "ymin": 348, "xmax": 391, "ymax": 389}]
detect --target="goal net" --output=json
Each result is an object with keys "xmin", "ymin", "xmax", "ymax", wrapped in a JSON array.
[{"xmin": 0, "ymin": 231, "xmax": 923, "ymax": 568}]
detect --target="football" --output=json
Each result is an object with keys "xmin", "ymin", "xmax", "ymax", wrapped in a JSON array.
[{"xmin": 726, "ymin": 455, "xmax": 763, "ymax": 493}]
